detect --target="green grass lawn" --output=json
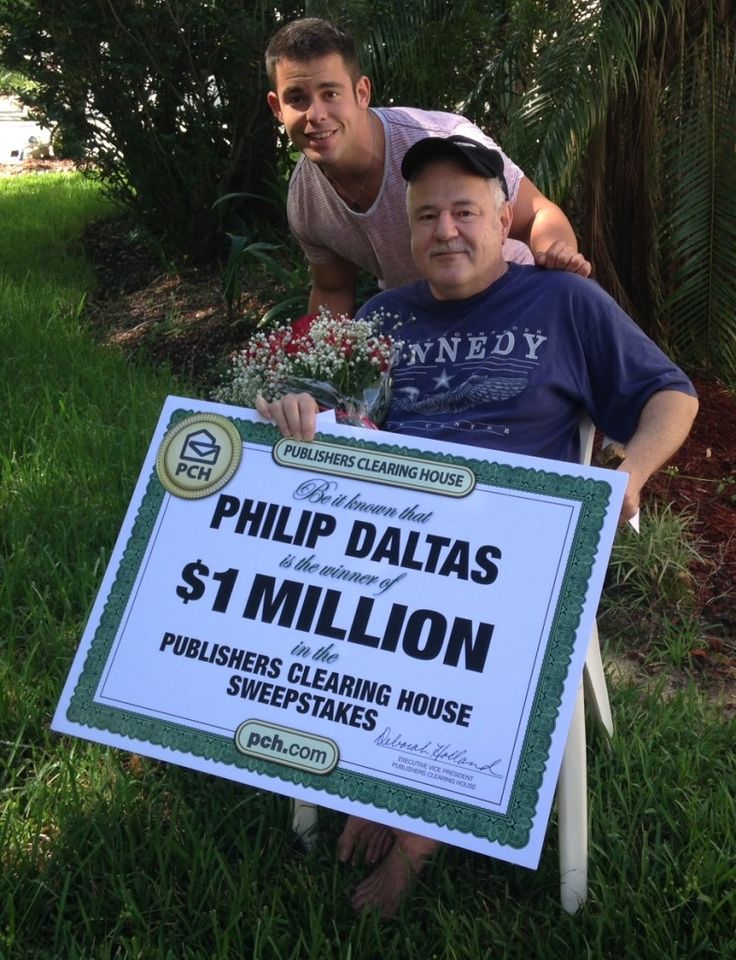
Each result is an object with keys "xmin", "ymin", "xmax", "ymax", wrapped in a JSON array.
[{"xmin": 1, "ymin": 173, "xmax": 734, "ymax": 960}]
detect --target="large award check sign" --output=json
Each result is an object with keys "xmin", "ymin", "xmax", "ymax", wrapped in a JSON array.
[{"xmin": 53, "ymin": 395, "xmax": 626, "ymax": 868}]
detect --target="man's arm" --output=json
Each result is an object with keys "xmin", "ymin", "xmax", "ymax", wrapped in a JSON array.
[
  {"xmin": 616, "ymin": 389, "xmax": 698, "ymax": 522},
  {"xmin": 307, "ymin": 257, "xmax": 360, "ymax": 316},
  {"xmin": 510, "ymin": 178, "xmax": 592, "ymax": 277}
]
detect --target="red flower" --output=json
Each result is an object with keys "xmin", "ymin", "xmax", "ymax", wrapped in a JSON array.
[
  {"xmin": 283, "ymin": 335, "xmax": 302, "ymax": 356},
  {"xmin": 279, "ymin": 314, "xmax": 316, "ymax": 356},
  {"xmin": 290, "ymin": 313, "xmax": 317, "ymax": 338},
  {"xmin": 371, "ymin": 345, "xmax": 389, "ymax": 370}
]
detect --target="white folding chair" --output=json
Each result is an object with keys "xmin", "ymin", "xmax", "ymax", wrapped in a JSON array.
[
  {"xmin": 292, "ymin": 416, "xmax": 615, "ymax": 913},
  {"xmin": 291, "ymin": 796, "xmax": 319, "ymax": 850},
  {"xmin": 557, "ymin": 416, "xmax": 615, "ymax": 912}
]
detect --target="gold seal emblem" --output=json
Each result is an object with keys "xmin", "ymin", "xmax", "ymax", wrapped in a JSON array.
[{"xmin": 156, "ymin": 413, "xmax": 242, "ymax": 499}]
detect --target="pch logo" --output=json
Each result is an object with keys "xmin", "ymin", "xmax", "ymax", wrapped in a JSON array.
[
  {"xmin": 178, "ymin": 428, "xmax": 221, "ymax": 482},
  {"xmin": 156, "ymin": 413, "xmax": 242, "ymax": 499}
]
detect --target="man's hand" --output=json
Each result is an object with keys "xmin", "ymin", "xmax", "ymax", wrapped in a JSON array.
[
  {"xmin": 535, "ymin": 241, "xmax": 592, "ymax": 277},
  {"xmin": 612, "ymin": 389, "xmax": 698, "ymax": 523},
  {"xmin": 618, "ymin": 464, "xmax": 646, "ymax": 524},
  {"xmin": 255, "ymin": 392, "xmax": 319, "ymax": 441},
  {"xmin": 511, "ymin": 179, "xmax": 592, "ymax": 278}
]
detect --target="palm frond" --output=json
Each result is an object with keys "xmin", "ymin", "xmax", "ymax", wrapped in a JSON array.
[
  {"xmin": 657, "ymin": 14, "xmax": 736, "ymax": 383},
  {"xmin": 505, "ymin": 0, "xmax": 683, "ymax": 199},
  {"xmin": 357, "ymin": 0, "xmax": 508, "ymax": 118}
]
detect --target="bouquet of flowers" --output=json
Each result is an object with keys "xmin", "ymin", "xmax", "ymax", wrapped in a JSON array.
[{"xmin": 213, "ymin": 307, "xmax": 402, "ymax": 427}]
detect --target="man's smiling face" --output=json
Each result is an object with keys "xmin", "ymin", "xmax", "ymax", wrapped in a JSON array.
[
  {"xmin": 267, "ymin": 53, "xmax": 371, "ymax": 169},
  {"xmin": 408, "ymin": 160, "xmax": 513, "ymax": 301}
]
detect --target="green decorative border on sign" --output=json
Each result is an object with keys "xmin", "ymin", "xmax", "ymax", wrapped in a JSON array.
[{"xmin": 67, "ymin": 407, "xmax": 613, "ymax": 849}]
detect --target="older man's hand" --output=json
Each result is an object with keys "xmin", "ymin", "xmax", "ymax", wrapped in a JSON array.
[{"xmin": 255, "ymin": 392, "xmax": 319, "ymax": 441}]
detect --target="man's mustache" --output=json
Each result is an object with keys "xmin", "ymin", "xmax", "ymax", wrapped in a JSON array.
[{"xmin": 429, "ymin": 244, "xmax": 471, "ymax": 257}]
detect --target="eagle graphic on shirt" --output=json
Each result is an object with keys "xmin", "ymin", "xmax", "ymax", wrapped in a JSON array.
[{"xmin": 391, "ymin": 372, "xmax": 528, "ymax": 413}]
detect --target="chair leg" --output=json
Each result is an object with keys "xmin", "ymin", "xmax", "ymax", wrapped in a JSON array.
[
  {"xmin": 558, "ymin": 684, "xmax": 587, "ymax": 914},
  {"xmin": 583, "ymin": 622, "xmax": 614, "ymax": 737},
  {"xmin": 292, "ymin": 799, "xmax": 319, "ymax": 850}
]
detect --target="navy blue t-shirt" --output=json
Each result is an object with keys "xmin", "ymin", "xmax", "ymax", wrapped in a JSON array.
[{"xmin": 356, "ymin": 264, "xmax": 696, "ymax": 463}]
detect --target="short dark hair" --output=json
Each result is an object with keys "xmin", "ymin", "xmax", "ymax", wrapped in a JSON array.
[{"xmin": 265, "ymin": 18, "xmax": 363, "ymax": 87}]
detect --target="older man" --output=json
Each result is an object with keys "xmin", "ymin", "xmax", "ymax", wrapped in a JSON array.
[
  {"xmin": 265, "ymin": 17, "xmax": 591, "ymax": 317},
  {"xmin": 257, "ymin": 135, "xmax": 698, "ymax": 915}
]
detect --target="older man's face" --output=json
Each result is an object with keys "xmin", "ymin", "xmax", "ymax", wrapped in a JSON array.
[{"xmin": 408, "ymin": 160, "xmax": 512, "ymax": 300}]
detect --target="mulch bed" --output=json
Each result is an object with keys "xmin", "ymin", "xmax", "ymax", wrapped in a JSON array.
[
  {"xmin": 0, "ymin": 157, "xmax": 77, "ymax": 177},
  {"xmin": 81, "ymin": 215, "xmax": 257, "ymax": 388},
  {"xmin": 634, "ymin": 377, "xmax": 736, "ymax": 696},
  {"xmin": 647, "ymin": 377, "xmax": 736, "ymax": 599}
]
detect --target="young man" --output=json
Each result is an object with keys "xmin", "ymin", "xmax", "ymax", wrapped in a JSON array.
[
  {"xmin": 256, "ymin": 135, "xmax": 698, "ymax": 915},
  {"xmin": 265, "ymin": 17, "xmax": 592, "ymax": 318}
]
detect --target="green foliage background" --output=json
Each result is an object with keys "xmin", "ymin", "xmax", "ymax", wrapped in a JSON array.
[
  {"xmin": 1, "ymin": 1, "xmax": 735, "ymax": 378},
  {"xmin": 0, "ymin": 0, "xmax": 302, "ymax": 263}
]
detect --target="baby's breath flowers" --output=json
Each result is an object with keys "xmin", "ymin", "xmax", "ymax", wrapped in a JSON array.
[{"xmin": 213, "ymin": 307, "xmax": 402, "ymax": 426}]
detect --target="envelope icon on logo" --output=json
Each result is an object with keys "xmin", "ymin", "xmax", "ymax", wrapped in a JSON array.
[{"xmin": 180, "ymin": 429, "xmax": 220, "ymax": 466}]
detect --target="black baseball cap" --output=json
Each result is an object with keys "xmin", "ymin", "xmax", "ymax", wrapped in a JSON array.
[{"xmin": 401, "ymin": 135, "xmax": 509, "ymax": 199}]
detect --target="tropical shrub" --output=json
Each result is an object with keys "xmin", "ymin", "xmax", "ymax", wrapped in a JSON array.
[{"xmin": 0, "ymin": 0, "xmax": 302, "ymax": 263}]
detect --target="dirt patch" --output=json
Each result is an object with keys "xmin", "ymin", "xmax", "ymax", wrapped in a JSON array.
[
  {"xmin": 647, "ymin": 377, "xmax": 736, "ymax": 602},
  {"xmin": 78, "ymin": 216, "xmax": 736, "ymax": 704},
  {"xmin": 82, "ymin": 215, "xmax": 259, "ymax": 389},
  {"xmin": 0, "ymin": 157, "xmax": 77, "ymax": 177},
  {"xmin": 642, "ymin": 377, "xmax": 736, "ymax": 708}
]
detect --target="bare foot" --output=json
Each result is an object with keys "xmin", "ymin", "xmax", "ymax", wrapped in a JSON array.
[
  {"xmin": 337, "ymin": 815, "xmax": 395, "ymax": 865},
  {"xmin": 350, "ymin": 830, "xmax": 440, "ymax": 917}
]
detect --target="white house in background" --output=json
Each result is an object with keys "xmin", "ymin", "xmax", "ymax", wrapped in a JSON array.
[{"xmin": 0, "ymin": 96, "xmax": 53, "ymax": 163}]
